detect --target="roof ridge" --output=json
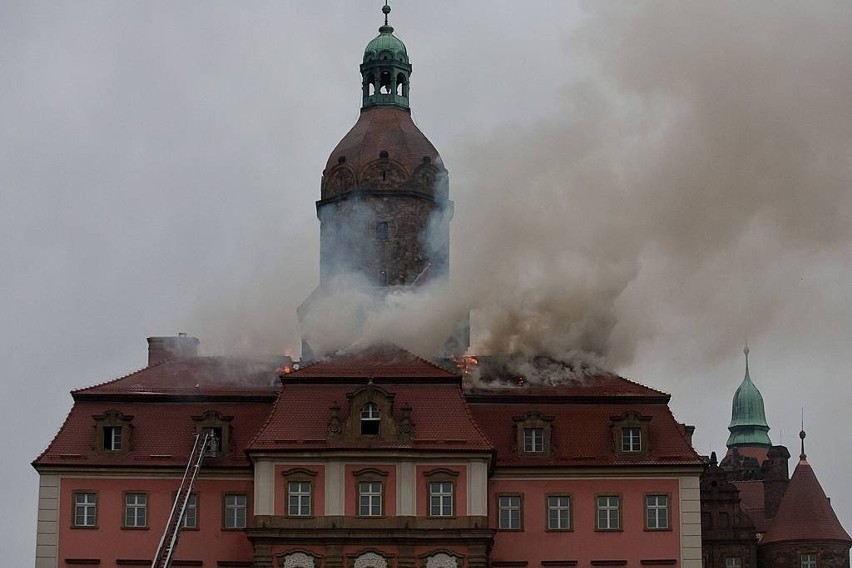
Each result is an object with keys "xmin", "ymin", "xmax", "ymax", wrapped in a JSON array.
[{"xmin": 616, "ymin": 373, "xmax": 670, "ymax": 397}]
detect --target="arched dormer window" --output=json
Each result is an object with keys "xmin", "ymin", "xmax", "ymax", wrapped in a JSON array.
[{"xmin": 361, "ymin": 403, "xmax": 381, "ymax": 435}]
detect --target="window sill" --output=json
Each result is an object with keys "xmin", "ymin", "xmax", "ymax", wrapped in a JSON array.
[
  {"xmin": 594, "ymin": 528, "xmax": 623, "ymax": 532},
  {"xmin": 120, "ymin": 526, "xmax": 149, "ymax": 530},
  {"xmin": 70, "ymin": 525, "xmax": 99, "ymax": 530},
  {"xmin": 544, "ymin": 528, "xmax": 573, "ymax": 532},
  {"xmin": 643, "ymin": 527, "xmax": 672, "ymax": 532}
]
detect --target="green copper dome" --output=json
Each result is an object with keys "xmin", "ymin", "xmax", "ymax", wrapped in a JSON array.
[
  {"xmin": 364, "ymin": 26, "xmax": 408, "ymax": 64},
  {"xmin": 726, "ymin": 347, "xmax": 772, "ymax": 447},
  {"xmin": 359, "ymin": 4, "xmax": 412, "ymax": 110}
]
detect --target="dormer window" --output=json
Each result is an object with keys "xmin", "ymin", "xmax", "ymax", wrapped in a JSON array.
[
  {"xmin": 93, "ymin": 410, "xmax": 134, "ymax": 455},
  {"xmin": 104, "ymin": 426, "xmax": 122, "ymax": 451},
  {"xmin": 361, "ymin": 403, "xmax": 381, "ymax": 436},
  {"xmin": 621, "ymin": 427, "xmax": 641, "ymax": 452},
  {"xmin": 523, "ymin": 428, "xmax": 544, "ymax": 453},
  {"xmin": 611, "ymin": 411, "xmax": 652, "ymax": 458},
  {"xmin": 192, "ymin": 411, "xmax": 233, "ymax": 457},
  {"xmin": 514, "ymin": 412, "xmax": 554, "ymax": 457}
]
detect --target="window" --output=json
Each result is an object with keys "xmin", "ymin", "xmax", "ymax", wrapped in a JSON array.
[
  {"xmin": 376, "ymin": 221, "xmax": 389, "ymax": 241},
  {"xmin": 288, "ymin": 481, "xmax": 312, "ymax": 516},
  {"xmin": 514, "ymin": 411, "xmax": 554, "ymax": 456},
  {"xmin": 124, "ymin": 493, "xmax": 147, "ymax": 528},
  {"xmin": 498, "ymin": 495, "xmax": 522, "ymax": 530},
  {"xmin": 192, "ymin": 410, "xmax": 233, "ymax": 457},
  {"xmin": 73, "ymin": 492, "xmax": 97, "ymax": 527},
  {"xmin": 725, "ymin": 558, "xmax": 742, "ymax": 568},
  {"xmin": 547, "ymin": 495, "xmax": 571, "ymax": 530},
  {"xmin": 103, "ymin": 426, "xmax": 122, "ymax": 451},
  {"xmin": 359, "ymin": 481, "xmax": 383, "ymax": 516},
  {"xmin": 429, "ymin": 482, "xmax": 453, "ymax": 517},
  {"xmin": 611, "ymin": 411, "xmax": 651, "ymax": 457},
  {"xmin": 523, "ymin": 428, "xmax": 544, "ymax": 453},
  {"xmin": 801, "ymin": 554, "xmax": 818, "ymax": 568},
  {"xmin": 180, "ymin": 494, "xmax": 198, "ymax": 529},
  {"xmin": 361, "ymin": 403, "xmax": 381, "ymax": 435},
  {"xmin": 621, "ymin": 427, "xmax": 641, "ymax": 452},
  {"xmin": 224, "ymin": 494, "xmax": 247, "ymax": 529},
  {"xmin": 645, "ymin": 494, "xmax": 669, "ymax": 530},
  {"xmin": 596, "ymin": 495, "xmax": 621, "ymax": 530},
  {"xmin": 93, "ymin": 410, "xmax": 133, "ymax": 454}
]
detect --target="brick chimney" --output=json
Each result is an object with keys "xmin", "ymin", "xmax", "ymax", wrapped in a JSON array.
[
  {"xmin": 147, "ymin": 334, "xmax": 200, "ymax": 366},
  {"xmin": 761, "ymin": 444, "xmax": 791, "ymax": 519}
]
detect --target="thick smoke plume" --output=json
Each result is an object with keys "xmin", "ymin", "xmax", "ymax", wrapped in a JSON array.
[{"xmin": 199, "ymin": 2, "xmax": 852, "ymax": 379}]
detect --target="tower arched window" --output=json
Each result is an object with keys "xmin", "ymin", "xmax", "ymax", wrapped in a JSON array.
[
  {"xmin": 396, "ymin": 73, "xmax": 407, "ymax": 97},
  {"xmin": 380, "ymin": 70, "xmax": 392, "ymax": 94},
  {"xmin": 367, "ymin": 74, "xmax": 376, "ymax": 96},
  {"xmin": 361, "ymin": 403, "xmax": 381, "ymax": 435}
]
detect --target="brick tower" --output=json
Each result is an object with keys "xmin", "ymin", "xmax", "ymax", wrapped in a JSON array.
[{"xmin": 299, "ymin": 4, "xmax": 460, "ymax": 359}]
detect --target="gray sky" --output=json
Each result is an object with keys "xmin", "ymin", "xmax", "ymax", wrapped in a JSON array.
[{"xmin": 3, "ymin": 2, "xmax": 852, "ymax": 564}]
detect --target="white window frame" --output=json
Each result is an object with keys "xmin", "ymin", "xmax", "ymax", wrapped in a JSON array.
[
  {"xmin": 360, "ymin": 403, "xmax": 381, "ymax": 435},
  {"xmin": 358, "ymin": 481, "xmax": 383, "ymax": 516},
  {"xmin": 498, "ymin": 495, "xmax": 522, "ymax": 530},
  {"xmin": 104, "ymin": 426, "xmax": 122, "ymax": 451},
  {"xmin": 800, "ymin": 554, "xmax": 818, "ymax": 568},
  {"xmin": 645, "ymin": 494, "xmax": 669, "ymax": 529},
  {"xmin": 621, "ymin": 427, "xmax": 642, "ymax": 452},
  {"xmin": 725, "ymin": 558, "xmax": 742, "ymax": 568},
  {"xmin": 73, "ymin": 492, "xmax": 97, "ymax": 527},
  {"xmin": 547, "ymin": 495, "xmax": 571, "ymax": 530},
  {"xmin": 523, "ymin": 428, "xmax": 544, "ymax": 453},
  {"xmin": 429, "ymin": 481, "xmax": 454, "ymax": 517},
  {"xmin": 124, "ymin": 493, "xmax": 147, "ymax": 528},
  {"xmin": 288, "ymin": 481, "xmax": 312, "ymax": 517},
  {"xmin": 180, "ymin": 493, "xmax": 198, "ymax": 529},
  {"xmin": 224, "ymin": 494, "xmax": 247, "ymax": 529},
  {"xmin": 596, "ymin": 495, "xmax": 621, "ymax": 530}
]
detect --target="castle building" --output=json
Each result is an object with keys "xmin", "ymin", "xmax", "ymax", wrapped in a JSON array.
[
  {"xmin": 700, "ymin": 348, "xmax": 851, "ymax": 568},
  {"xmin": 33, "ymin": 7, "xmax": 708, "ymax": 568}
]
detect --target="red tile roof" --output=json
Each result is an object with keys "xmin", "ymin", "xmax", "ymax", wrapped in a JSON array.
[
  {"xmin": 73, "ymin": 357, "xmax": 281, "ymax": 399},
  {"xmin": 733, "ymin": 480, "xmax": 769, "ymax": 533},
  {"xmin": 761, "ymin": 459, "xmax": 852, "ymax": 544},
  {"xmin": 466, "ymin": 373, "xmax": 669, "ymax": 401},
  {"xmin": 467, "ymin": 394, "xmax": 702, "ymax": 467},
  {"xmin": 287, "ymin": 344, "xmax": 459, "ymax": 380},
  {"xmin": 33, "ymin": 401, "xmax": 272, "ymax": 468},
  {"xmin": 249, "ymin": 382, "xmax": 492, "ymax": 452}
]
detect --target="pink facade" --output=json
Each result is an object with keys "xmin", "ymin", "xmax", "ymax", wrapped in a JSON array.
[
  {"xmin": 58, "ymin": 477, "xmax": 254, "ymax": 565},
  {"xmin": 489, "ymin": 478, "xmax": 683, "ymax": 566}
]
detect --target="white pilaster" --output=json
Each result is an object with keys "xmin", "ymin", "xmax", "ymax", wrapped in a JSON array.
[
  {"xmin": 253, "ymin": 460, "xmax": 275, "ymax": 515},
  {"xmin": 35, "ymin": 474, "xmax": 59, "ymax": 568},
  {"xmin": 325, "ymin": 462, "xmax": 345, "ymax": 515},
  {"xmin": 467, "ymin": 460, "xmax": 488, "ymax": 516},
  {"xmin": 397, "ymin": 461, "xmax": 416, "ymax": 515},
  {"xmin": 679, "ymin": 475, "xmax": 703, "ymax": 568}
]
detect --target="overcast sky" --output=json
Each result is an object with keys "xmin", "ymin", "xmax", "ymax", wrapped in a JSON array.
[{"xmin": 3, "ymin": 2, "xmax": 852, "ymax": 564}]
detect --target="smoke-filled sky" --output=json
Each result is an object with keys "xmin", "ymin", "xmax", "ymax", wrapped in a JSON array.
[{"xmin": 3, "ymin": 2, "xmax": 852, "ymax": 563}]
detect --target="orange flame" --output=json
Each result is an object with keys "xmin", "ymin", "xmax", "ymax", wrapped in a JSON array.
[{"xmin": 451, "ymin": 353, "xmax": 479, "ymax": 377}]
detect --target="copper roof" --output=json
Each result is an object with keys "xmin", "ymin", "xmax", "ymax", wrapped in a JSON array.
[{"xmin": 762, "ymin": 459, "xmax": 852, "ymax": 544}]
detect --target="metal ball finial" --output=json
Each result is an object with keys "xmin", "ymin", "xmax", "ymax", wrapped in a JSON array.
[{"xmin": 382, "ymin": 1, "xmax": 391, "ymax": 26}]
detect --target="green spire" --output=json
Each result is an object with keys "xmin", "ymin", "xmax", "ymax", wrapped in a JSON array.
[
  {"xmin": 726, "ymin": 346, "xmax": 772, "ymax": 448},
  {"xmin": 360, "ymin": 2, "xmax": 412, "ymax": 110}
]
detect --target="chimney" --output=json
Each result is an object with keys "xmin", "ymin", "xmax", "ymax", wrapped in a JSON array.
[
  {"xmin": 761, "ymin": 444, "xmax": 791, "ymax": 519},
  {"xmin": 147, "ymin": 334, "xmax": 200, "ymax": 366}
]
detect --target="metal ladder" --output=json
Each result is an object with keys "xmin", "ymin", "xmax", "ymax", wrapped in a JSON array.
[{"xmin": 150, "ymin": 432, "xmax": 215, "ymax": 568}]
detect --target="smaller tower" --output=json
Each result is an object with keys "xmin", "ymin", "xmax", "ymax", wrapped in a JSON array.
[{"xmin": 726, "ymin": 346, "xmax": 772, "ymax": 451}]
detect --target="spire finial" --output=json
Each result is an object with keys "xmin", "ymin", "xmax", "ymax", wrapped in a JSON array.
[
  {"xmin": 382, "ymin": 1, "xmax": 391, "ymax": 27},
  {"xmin": 799, "ymin": 408, "xmax": 807, "ymax": 460},
  {"xmin": 743, "ymin": 343, "xmax": 751, "ymax": 380}
]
